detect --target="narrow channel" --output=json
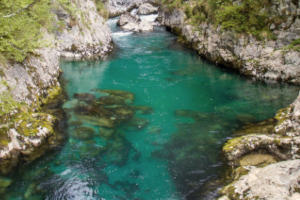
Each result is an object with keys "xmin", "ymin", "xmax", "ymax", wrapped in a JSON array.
[{"xmin": 4, "ymin": 18, "xmax": 299, "ymax": 200}]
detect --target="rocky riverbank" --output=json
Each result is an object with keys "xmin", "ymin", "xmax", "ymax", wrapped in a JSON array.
[
  {"xmin": 219, "ymin": 93, "xmax": 300, "ymax": 199},
  {"xmin": 158, "ymin": 1, "xmax": 300, "ymax": 85},
  {"xmin": 0, "ymin": 0, "xmax": 112, "ymax": 175},
  {"xmin": 157, "ymin": 1, "xmax": 300, "ymax": 199}
]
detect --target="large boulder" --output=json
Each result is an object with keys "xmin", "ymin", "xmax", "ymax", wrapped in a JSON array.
[
  {"xmin": 117, "ymin": 12, "xmax": 140, "ymax": 26},
  {"xmin": 117, "ymin": 12, "xmax": 153, "ymax": 32},
  {"xmin": 137, "ymin": 3, "xmax": 158, "ymax": 15},
  {"xmin": 220, "ymin": 160, "xmax": 300, "ymax": 200}
]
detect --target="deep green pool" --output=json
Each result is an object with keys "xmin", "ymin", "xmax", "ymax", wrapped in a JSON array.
[{"xmin": 2, "ymin": 21, "xmax": 299, "ymax": 200}]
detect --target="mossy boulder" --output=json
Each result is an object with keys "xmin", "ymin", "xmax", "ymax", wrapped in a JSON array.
[
  {"xmin": 99, "ymin": 127, "xmax": 115, "ymax": 138},
  {"xmin": 74, "ymin": 93, "xmax": 96, "ymax": 103},
  {"xmin": 93, "ymin": 89, "xmax": 134, "ymax": 104},
  {"xmin": 72, "ymin": 126, "xmax": 95, "ymax": 140},
  {"xmin": 238, "ymin": 153, "xmax": 277, "ymax": 167},
  {"xmin": 126, "ymin": 118, "xmax": 149, "ymax": 131},
  {"xmin": 132, "ymin": 105, "xmax": 153, "ymax": 115}
]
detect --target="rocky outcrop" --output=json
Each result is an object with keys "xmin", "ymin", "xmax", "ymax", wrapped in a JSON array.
[
  {"xmin": 219, "ymin": 93, "xmax": 300, "ymax": 199},
  {"xmin": 274, "ymin": 93, "xmax": 300, "ymax": 136},
  {"xmin": 223, "ymin": 93, "xmax": 300, "ymax": 165},
  {"xmin": 55, "ymin": 0, "xmax": 112, "ymax": 60},
  {"xmin": 117, "ymin": 12, "xmax": 154, "ymax": 32},
  {"xmin": 220, "ymin": 160, "xmax": 300, "ymax": 200},
  {"xmin": 0, "ymin": 0, "xmax": 112, "ymax": 174},
  {"xmin": 107, "ymin": 0, "xmax": 156, "ymax": 17},
  {"xmin": 158, "ymin": 5, "xmax": 300, "ymax": 85},
  {"xmin": 137, "ymin": 3, "xmax": 158, "ymax": 15}
]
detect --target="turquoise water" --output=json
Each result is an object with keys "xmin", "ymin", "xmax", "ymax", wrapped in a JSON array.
[{"xmin": 3, "ymin": 22, "xmax": 299, "ymax": 200}]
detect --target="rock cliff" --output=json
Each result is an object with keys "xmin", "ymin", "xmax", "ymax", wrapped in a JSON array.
[
  {"xmin": 158, "ymin": 1, "xmax": 300, "ymax": 84},
  {"xmin": 107, "ymin": 0, "xmax": 156, "ymax": 16},
  {"xmin": 0, "ymin": 0, "xmax": 112, "ymax": 174}
]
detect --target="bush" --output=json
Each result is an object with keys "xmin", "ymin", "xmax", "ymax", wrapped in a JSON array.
[
  {"xmin": 0, "ymin": 0, "xmax": 53, "ymax": 63},
  {"xmin": 163, "ymin": 0, "xmax": 274, "ymax": 39},
  {"xmin": 94, "ymin": 0, "xmax": 109, "ymax": 19}
]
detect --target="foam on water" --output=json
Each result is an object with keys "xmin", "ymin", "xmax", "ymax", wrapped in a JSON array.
[{"xmin": 140, "ymin": 14, "xmax": 158, "ymax": 22}]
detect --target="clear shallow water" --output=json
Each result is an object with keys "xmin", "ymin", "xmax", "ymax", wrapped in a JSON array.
[{"xmin": 2, "ymin": 21, "xmax": 299, "ymax": 200}]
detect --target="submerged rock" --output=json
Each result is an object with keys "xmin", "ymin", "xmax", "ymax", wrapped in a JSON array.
[
  {"xmin": 147, "ymin": 126, "xmax": 161, "ymax": 134},
  {"xmin": 74, "ymin": 93, "xmax": 96, "ymax": 103},
  {"xmin": 99, "ymin": 127, "xmax": 115, "ymax": 138},
  {"xmin": 73, "ymin": 126, "xmax": 95, "ymax": 140},
  {"xmin": 132, "ymin": 105, "xmax": 153, "ymax": 115},
  {"xmin": 0, "ymin": 176, "xmax": 12, "ymax": 193},
  {"xmin": 126, "ymin": 117, "xmax": 149, "ymax": 130},
  {"xmin": 233, "ymin": 118, "xmax": 276, "ymax": 136},
  {"xmin": 93, "ymin": 89, "xmax": 135, "ymax": 103},
  {"xmin": 72, "ymin": 89, "xmax": 140, "ymax": 128}
]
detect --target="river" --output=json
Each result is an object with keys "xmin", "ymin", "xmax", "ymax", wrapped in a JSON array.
[{"xmin": 3, "ymin": 18, "xmax": 299, "ymax": 200}]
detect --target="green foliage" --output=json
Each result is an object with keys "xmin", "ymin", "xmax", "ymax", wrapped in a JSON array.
[
  {"xmin": 287, "ymin": 38, "xmax": 300, "ymax": 52},
  {"xmin": 0, "ymin": 91, "xmax": 24, "ymax": 117},
  {"xmin": 0, "ymin": 83, "xmax": 57, "ymax": 137},
  {"xmin": 215, "ymin": 0, "xmax": 273, "ymax": 39},
  {"xmin": 0, "ymin": 0, "xmax": 53, "ymax": 63},
  {"xmin": 0, "ymin": 0, "xmax": 79, "ymax": 63},
  {"xmin": 94, "ymin": 0, "xmax": 109, "ymax": 19},
  {"xmin": 162, "ymin": 0, "xmax": 275, "ymax": 40},
  {"xmin": 162, "ymin": 0, "xmax": 184, "ymax": 9}
]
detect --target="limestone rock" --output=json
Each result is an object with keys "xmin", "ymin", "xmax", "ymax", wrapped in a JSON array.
[
  {"xmin": 221, "ymin": 160, "xmax": 300, "ymax": 200},
  {"xmin": 274, "ymin": 92, "xmax": 300, "ymax": 136},
  {"xmin": 223, "ymin": 93, "xmax": 300, "ymax": 164},
  {"xmin": 158, "ymin": 7, "xmax": 300, "ymax": 85},
  {"xmin": 0, "ymin": 0, "xmax": 113, "ymax": 174},
  {"xmin": 56, "ymin": 0, "xmax": 113, "ymax": 60},
  {"xmin": 137, "ymin": 3, "xmax": 158, "ymax": 15},
  {"xmin": 117, "ymin": 12, "xmax": 154, "ymax": 32},
  {"xmin": 107, "ymin": 0, "xmax": 156, "ymax": 17}
]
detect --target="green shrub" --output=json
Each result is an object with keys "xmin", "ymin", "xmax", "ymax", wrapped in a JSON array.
[
  {"xmin": 285, "ymin": 38, "xmax": 300, "ymax": 52},
  {"xmin": 0, "ymin": 0, "xmax": 53, "ymax": 63},
  {"xmin": 0, "ymin": 0, "xmax": 78, "ymax": 63},
  {"xmin": 94, "ymin": 0, "xmax": 109, "ymax": 19},
  {"xmin": 162, "ymin": 0, "xmax": 275, "ymax": 39}
]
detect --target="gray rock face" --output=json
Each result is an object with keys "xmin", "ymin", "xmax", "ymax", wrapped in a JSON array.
[
  {"xmin": 1, "ymin": 0, "xmax": 112, "ymax": 105},
  {"xmin": 220, "ymin": 160, "xmax": 300, "ymax": 200},
  {"xmin": 107, "ymin": 0, "xmax": 156, "ymax": 16},
  {"xmin": 56, "ymin": 0, "xmax": 112, "ymax": 60},
  {"xmin": 137, "ymin": 3, "xmax": 158, "ymax": 15},
  {"xmin": 223, "ymin": 93, "xmax": 300, "ymax": 164},
  {"xmin": 117, "ymin": 12, "xmax": 154, "ymax": 32},
  {"xmin": 221, "ymin": 93, "xmax": 300, "ymax": 199},
  {"xmin": 0, "ymin": 0, "xmax": 112, "ymax": 174},
  {"xmin": 275, "ymin": 92, "xmax": 300, "ymax": 137},
  {"xmin": 158, "ymin": 8, "xmax": 300, "ymax": 85}
]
